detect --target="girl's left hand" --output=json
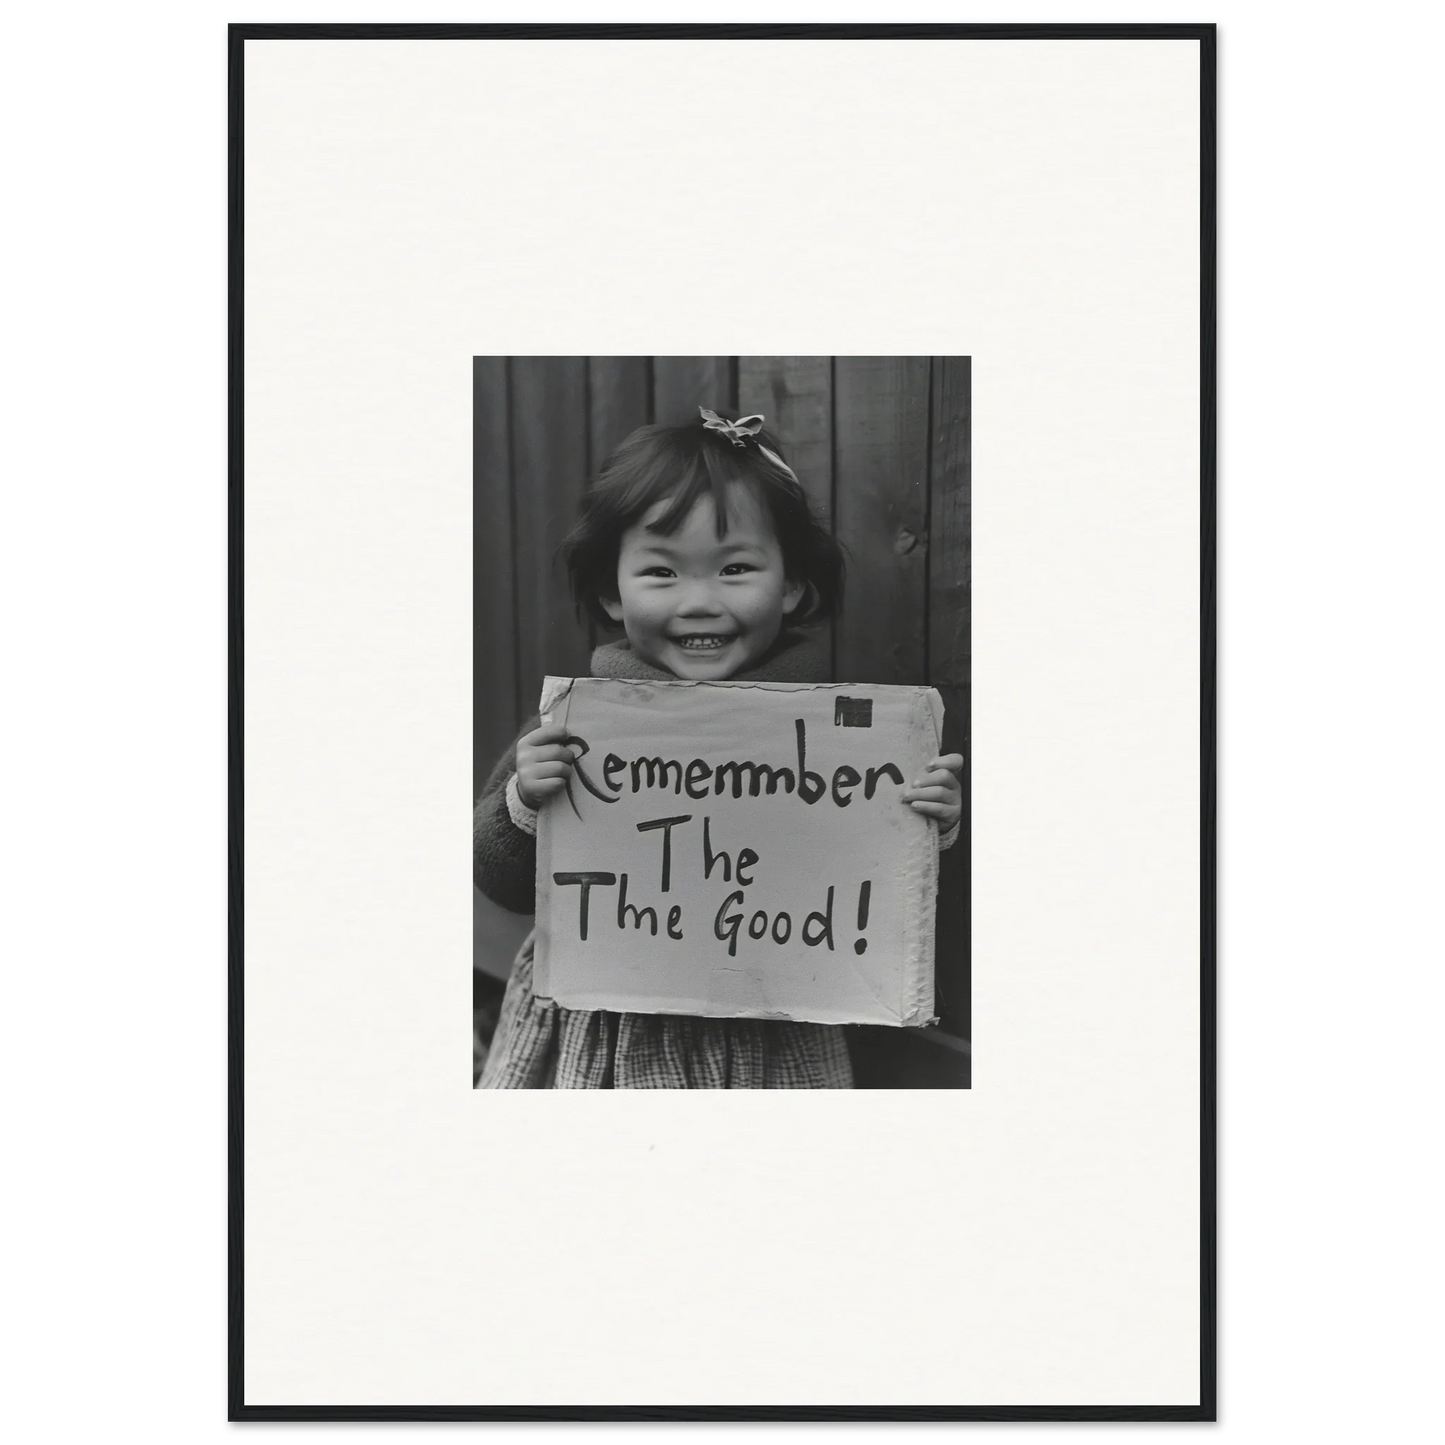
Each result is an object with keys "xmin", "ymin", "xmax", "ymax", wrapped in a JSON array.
[{"xmin": 901, "ymin": 754, "xmax": 964, "ymax": 833}]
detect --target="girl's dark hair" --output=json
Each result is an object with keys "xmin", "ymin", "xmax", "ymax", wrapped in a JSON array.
[{"xmin": 562, "ymin": 411, "xmax": 845, "ymax": 628}]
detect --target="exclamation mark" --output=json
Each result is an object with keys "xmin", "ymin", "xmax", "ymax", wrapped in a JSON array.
[{"xmin": 853, "ymin": 880, "xmax": 871, "ymax": 955}]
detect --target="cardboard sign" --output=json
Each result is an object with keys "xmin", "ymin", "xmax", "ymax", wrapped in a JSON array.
[{"xmin": 534, "ymin": 677, "xmax": 943, "ymax": 1026}]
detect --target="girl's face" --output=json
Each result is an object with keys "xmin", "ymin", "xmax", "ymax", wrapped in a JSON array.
[{"xmin": 603, "ymin": 483, "xmax": 805, "ymax": 680}]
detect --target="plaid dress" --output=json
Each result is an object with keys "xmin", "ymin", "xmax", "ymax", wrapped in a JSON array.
[
  {"xmin": 475, "ymin": 631, "xmax": 854, "ymax": 1089},
  {"xmin": 480, "ymin": 940, "xmax": 852, "ymax": 1089}
]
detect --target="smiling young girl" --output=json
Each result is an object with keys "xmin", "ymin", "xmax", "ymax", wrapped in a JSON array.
[{"xmin": 474, "ymin": 409, "xmax": 962, "ymax": 1088}]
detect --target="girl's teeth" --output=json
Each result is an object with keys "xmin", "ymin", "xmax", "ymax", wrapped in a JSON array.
[{"xmin": 678, "ymin": 636, "xmax": 730, "ymax": 650}]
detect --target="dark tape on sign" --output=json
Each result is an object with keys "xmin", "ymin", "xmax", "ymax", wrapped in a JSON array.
[{"xmin": 834, "ymin": 697, "xmax": 873, "ymax": 728}]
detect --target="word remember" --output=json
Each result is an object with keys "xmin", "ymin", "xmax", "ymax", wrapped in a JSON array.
[{"xmin": 593, "ymin": 718, "xmax": 904, "ymax": 809}]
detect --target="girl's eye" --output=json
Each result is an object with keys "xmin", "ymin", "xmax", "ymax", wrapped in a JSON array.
[
  {"xmin": 720, "ymin": 563, "xmax": 757, "ymax": 576},
  {"xmin": 639, "ymin": 566, "xmax": 675, "ymax": 579}
]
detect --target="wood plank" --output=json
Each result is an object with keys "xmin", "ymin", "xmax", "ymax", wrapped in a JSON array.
[
  {"xmin": 510, "ymin": 357, "xmax": 592, "ymax": 720},
  {"xmin": 928, "ymin": 356, "xmax": 971, "ymax": 688},
  {"xmin": 651, "ymin": 356, "xmax": 734, "ymax": 426},
  {"xmin": 586, "ymin": 358, "xmax": 652, "ymax": 659},
  {"xmin": 738, "ymin": 356, "xmax": 835, "ymax": 674},
  {"xmin": 928, "ymin": 357, "xmax": 971, "ymax": 1041},
  {"xmin": 587, "ymin": 356, "xmax": 651, "ymax": 472},
  {"xmin": 832, "ymin": 357, "xmax": 931, "ymax": 684},
  {"xmin": 473, "ymin": 357, "xmax": 517, "ymax": 793},
  {"xmin": 736, "ymin": 356, "xmax": 833, "ymax": 523},
  {"xmin": 931, "ymin": 681, "xmax": 971, "ymax": 1040}
]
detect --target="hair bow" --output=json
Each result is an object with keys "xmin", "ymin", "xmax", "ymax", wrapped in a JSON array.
[{"xmin": 699, "ymin": 408, "xmax": 765, "ymax": 447}]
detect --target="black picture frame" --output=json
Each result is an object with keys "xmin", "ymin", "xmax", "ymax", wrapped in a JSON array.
[{"xmin": 230, "ymin": 21, "xmax": 1215, "ymax": 1422}]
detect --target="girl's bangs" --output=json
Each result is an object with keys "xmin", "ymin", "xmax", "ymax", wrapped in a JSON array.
[{"xmin": 644, "ymin": 442, "xmax": 754, "ymax": 538}]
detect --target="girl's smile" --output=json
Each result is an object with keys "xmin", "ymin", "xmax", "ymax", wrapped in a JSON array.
[
  {"xmin": 673, "ymin": 633, "xmax": 734, "ymax": 651},
  {"xmin": 603, "ymin": 484, "xmax": 805, "ymax": 680}
]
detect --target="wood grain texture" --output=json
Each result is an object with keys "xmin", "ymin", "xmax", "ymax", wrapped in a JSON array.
[
  {"xmin": 651, "ymin": 356, "xmax": 734, "ymax": 426},
  {"xmin": 736, "ymin": 356, "xmax": 833, "ymax": 523},
  {"xmin": 588, "ymin": 356, "xmax": 651, "ymax": 471},
  {"xmin": 510, "ymin": 357, "xmax": 592, "ymax": 720},
  {"xmin": 473, "ymin": 358, "xmax": 517, "ymax": 790},
  {"xmin": 926, "ymin": 358, "xmax": 971, "ymax": 1040},
  {"xmin": 832, "ymin": 357, "xmax": 931, "ymax": 685},
  {"xmin": 932, "ymin": 681, "xmax": 971, "ymax": 1040},
  {"xmin": 585, "ymin": 357, "xmax": 652, "ymax": 656},
  {"xmin": 738, "ymin": 356, "xmax": 836, "ymax": 675},
  {"xmin": 928, "ymin": 356, "xmax": 971, "ymax": 688}
]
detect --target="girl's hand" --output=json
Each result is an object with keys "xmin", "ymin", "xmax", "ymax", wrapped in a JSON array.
[
  {"xmin": 902, "ymin": 754, "xmax": 964, "ymax": 833},
  {"xmin": 514, "ymin": 723, "xmax": 580, "ymax": 810}
]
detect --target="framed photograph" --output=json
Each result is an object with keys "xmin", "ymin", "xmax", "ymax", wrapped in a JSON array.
[
  {"xmin": 233, "ymin": 22, "xmax": 1214, "ymax": 1419},
  {"xmin": 471, "ymin": 355, "xmax": 972, "ymax": 1089}
]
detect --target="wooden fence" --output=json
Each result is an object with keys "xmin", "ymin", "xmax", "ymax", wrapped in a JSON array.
[{"xmin": 474, "ymin": 356, "xmax": 970, "ymax": 1046}]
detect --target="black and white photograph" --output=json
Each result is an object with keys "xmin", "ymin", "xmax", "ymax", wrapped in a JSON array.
[{"xmin": 472, "ymin": 358, "xmax": 971, "ymax": 1088}]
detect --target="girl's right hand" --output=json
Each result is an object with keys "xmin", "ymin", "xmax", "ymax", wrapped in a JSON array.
[{"xmin": 514, "ymin": 722, "xmax": 579, "ymax": 810}]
